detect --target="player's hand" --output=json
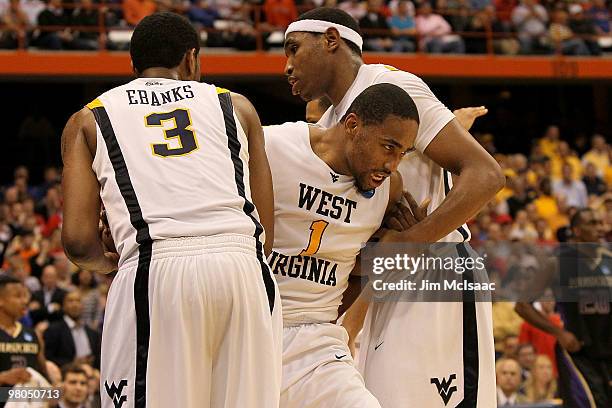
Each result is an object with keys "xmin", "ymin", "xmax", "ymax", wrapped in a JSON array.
[
  {"xmin": 99, "ymin": 208, "xmax": 117, "ymax": 254},
  {"xmin": 0, "ymin": 367, "xmax": 31, "ymax": 385},
  {"xmin": 557, "ymin": 330, "xmax": 582, "ymax": 353},
  {"xmin": 386, "ymin": 192, "xmax": 430, "ymax": 231},
  {"xmin": 453, "ymin": 106, "xmax": 488, "ymax": 131}
]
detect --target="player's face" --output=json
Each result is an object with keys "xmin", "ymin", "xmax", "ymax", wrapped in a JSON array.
[
  {"xmin": 573, "ymin": 211, "xmax": 605, "ymax": 243},
  {"xmin": 345, "ymin": 114, "xmax": 418, "ymax": 192},
  {"xmin": 0, "ymin": 283, "xmax": 29, "ymax": 320},
  {"xmin": 284, "ymin": 33, "xmax": 330, "ymax": 102}
]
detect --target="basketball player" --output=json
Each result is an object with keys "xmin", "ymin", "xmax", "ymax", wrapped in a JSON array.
[
  {"xmin": 284, "ymin": 8, "xmax": 504, "ymax": 407},
  {"xmin": 265, "ymin": 83, "xmax": 420, "ymax": 407},
  {"xmin": 516, "ymin": 209, "xmax": 610, "ymax": 408},
  {"xmin": 305, "ymin": 97, "xmax": 332, "ymax": 123},
  {"xmin": 61, "ymin": 12, "xmax": 281, "ymax": 408},
  {"xmin": 0, "ymin": 275, "xmax": 48, "ymax": 387}
]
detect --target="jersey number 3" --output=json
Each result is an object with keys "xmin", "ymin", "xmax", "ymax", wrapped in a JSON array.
[
  {"xmin": 145, "ymin": 109, "xmax": 199, "ymax": 157},
  {"xmin": 300, "ymin": 220, "xmax": 329, "ymax": 256}
]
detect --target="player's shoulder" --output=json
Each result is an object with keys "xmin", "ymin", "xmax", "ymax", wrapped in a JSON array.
[
  {"xmin": 264, "ymin": 121, "xmax": 309, "ymax": 139},
  {"xmin": 370, "ymin": 64, "xmax": 432, "ymax": 95}
]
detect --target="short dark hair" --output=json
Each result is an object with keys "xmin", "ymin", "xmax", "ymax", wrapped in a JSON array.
[
  {"xmin": 0, "ymin": 275, "xmax": 22, "ymax": 293},
  {"xmin": 517, "ymin": 343, "xmax": 535, "ymax": 353},
  {"xmin": 342, "ymin": 83, "xmax": 420, "ymax": 126},
  {"xmin": 130, "ymin": 12, "xmax": 200, "ymax": 73},
  {"xmin": 61, "ymin": 363, "xmax": 88, "ymax": 380},
  {"xmin": 570, "ymin": 208, "xmax": 594, "ymax": 229},
  {"xmin": 297, "ymin": 7, "xmax": 362, "ymax": 56}
]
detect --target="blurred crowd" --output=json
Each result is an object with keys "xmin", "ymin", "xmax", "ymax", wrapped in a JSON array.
[
  {"xmin": 0, "ymin": 0, "xmax": 610, "ymax": 54},
  {"xmin": 0, "ymin": 122, "xmax": 609, "ymax": 406}
]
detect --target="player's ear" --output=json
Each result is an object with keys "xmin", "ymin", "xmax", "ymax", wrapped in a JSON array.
[
  {"xmin": 323, "ymin": 27, "xmax": 341, "ymax": 52},
  {"xmin": 344, "ymin": 113, "xmax": 359, "ymax": 139},
  {"xmin": 131, "ymin": 61, "xmax": 139, "ymax": 76},
  {"xmin": 186, "ymin": 48, "xmax": 198, "ymax": 78}
]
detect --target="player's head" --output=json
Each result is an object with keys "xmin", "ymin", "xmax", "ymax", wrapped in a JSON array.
[
  {"xmin": 130, "ymin": 12, "xmax": 201, "ymax": 81},
  {"xmin": 284, "ymin": 7, "xmax": 362, "ymax": 101},
  {"xmin": 305, "ymin": 96, "xmax": 332, "ymax": 123},
  {"xmin": 0, "ymin": 275, "xmax": 29, "ymax": 321},
  {"xmin": 339, "ymin": 83, "xmax": 419, "ymax": 192},
  {"xmin": 570, "ymin": 208, "xmax": 604, "ymax": 243}
]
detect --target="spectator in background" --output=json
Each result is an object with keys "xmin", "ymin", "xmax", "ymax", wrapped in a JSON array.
[
  {"xmin": 496, "ymin": 358, "xmax": 527, "ymax": 406},
  {"xmin": 549, "ymin": 8, "xmax": 591, "ymax": 55},
  {"xmin": 553, "ymin": 163, "xmax": 588, "ymax": 208},
  {"xmin": 568, "ymin": 3, "xmax": 601, "ymax": 56},
  {"xmin": 506, "ymin": 177, "xmax": 535, "ymax": 218},
  {"xmin": 509, "ymin": 209, "xmax": 538, "ymax": 241},
  {"xmin": 438, "ymin": 0, "xmax": 472, "ymax": 33},
  {"xmin": 122, "ymin": 0, "xmax": 156, "ymax": 26},
  {"xmin": 583, "ymin": 162, "xmax": 607, "ymax": 196},
  {"xmin": 516, "ymin": 342, "xmax": 536, "ymax": 380},
  {"xmin": 512, "ymin": 0, "xmax": 550, "ymax": 54},
  {"xmin": 502, "ymin": 334, "xmax": 521, "ymax": 360},
  {"xmin": 44, "ymin": 291, "xmax": 101, "ymax": 369},
  {"xmin": 71, "ymin": 269, "xmax": 100, "ymax": 330},
  {"xmin": 582, "ymin": 134, "xmax": 610, "ymax": 176},
  {"xmin": 29, "ymin": 264, "xmax": 66, "ymax": 324},
  {"xmin": 359, "ymin": 0, "xmax": 394, "ymax": 51},
  {"xmin": 187, "ymin": 0, "xmax": 220, "ymax": 28},
  {"xmin": 21, "ymin": 0, "xmax": 45, "ymax": 26},
  {"xmin": 523, "ymin": 355, "xmax": 557, "ymax": 403},
  {"xmin": 263, "ymin": 0, "xmax": 298, "ymax": 29},
  {"xmin": 80, "ymin": 362, "xmax": 101, "ymax": 408},
  {"xmin": 59, "ymin": 363, "xmax": 89, "ymax": 408},
  {"xmin": 495, "ymin": 0, "xmax": 518, "ymax": 30},
  {"xmin": 387, "ymin": 0, "xmax": 416, "ymax": 52},
  {"xmin": 70, "ymin": 0, "xmax": 102, "ymax": 50},
  {"xmin": 519, "ymin": 296, "xmax": 561, "ymax": 375},
  {"xmin": 0, "ymin": 0, "xmax": 30, "ymax": 49},
  {"xmin": 35, "ymin": 0, "xmax": 72, "ymax": 50},
  {"xmin": 538, "ymin": 125, "xmax": 561, "ymax": 159},
  {"xmin": 415, "ymin": 2, "xmax": 465, "ymax": 53},
  {"xmin": 338, "ymin": 0, "xmax": 367, "ymax": 21},
  {"xmin": 551, "ymin": 141, "xmax": 582, "ymax": 180},
  {"xmin": 589, "ymin": 0, "xmax": 610, "ymax": 34}
]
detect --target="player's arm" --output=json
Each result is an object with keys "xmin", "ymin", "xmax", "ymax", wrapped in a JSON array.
[
  {"xmin": 514, "ymin": 258, "xmax": 582, "ymax": 352},
  {"xmin": 386, "ymin": 119, "xmax": 504, "ymax": 243},
  {"xmin": 341, "ymin": 173, "xmax": 417, "ymax": 354},
  {"xmin": 61, "ymin": 108, "xmax": 118, "ymax": 274},
  {"xmin": 231, "ymin": 92, "xmax": 275, "ymax": 256}
]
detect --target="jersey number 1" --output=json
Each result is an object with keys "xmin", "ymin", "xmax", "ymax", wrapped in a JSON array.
[
  {"xmin": 145, "ymin": 108, "xmax": 199, "ymax": 157},
  {"xmin": 299, "ymin": 220, "xmax": 329, "ymax": 256}
]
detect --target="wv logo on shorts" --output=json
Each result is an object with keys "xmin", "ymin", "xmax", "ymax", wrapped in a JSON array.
[
  {"xmin": 430, "ymin": 374, "xmax": 457, "ymax": 406},
  {"xmin": 105, "ymin": 379, "xmax": 128, "ymax": 408}
]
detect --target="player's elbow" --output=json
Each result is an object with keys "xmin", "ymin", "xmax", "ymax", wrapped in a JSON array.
[
  {"xmin": 483, "ymin": 160, "xmax": 505, "ymax": 195},
  {"xmin": 62, "ymin": 231, "xmax": 97, "ymax": 266},
  {"xmin": 514, "ymin": 302, "xmax": 528, "ymax": 319}
]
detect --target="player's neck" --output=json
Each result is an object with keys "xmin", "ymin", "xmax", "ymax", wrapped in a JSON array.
[
  {"xmin": 0, "ymin": 313, "xmax": 17, "ymax": 334},
  {"xmin": 327, "ymin": 58, "xmax": 363, "ymax": 107},
  {"xmin": 309, "ymin": 126, "xmax": 351, "ymax": 176},
  {"xmin": 138, "ymin": 68, "xmax": 181, "ymax": 80}
]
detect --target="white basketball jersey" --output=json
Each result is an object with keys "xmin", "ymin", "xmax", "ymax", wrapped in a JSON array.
[
  {"xmin": 264, "ymin": 122, "xmax": 390, "ymax": 325},
  {"xmin": 318, "ymin": 64, "xmax": 471, "ymax": 242},
  {"xmin": 88, "ymin": 79, "xmax": 262, "ymax": 265}
]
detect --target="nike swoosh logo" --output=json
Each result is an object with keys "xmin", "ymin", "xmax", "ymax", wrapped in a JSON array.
[
  {"xmin": 335, "ymin": 354, "xmax": 346, "ymax": 359},
  {"xmin": 374, "ymin": 341, "xmax": 384, "ymax": 350}
]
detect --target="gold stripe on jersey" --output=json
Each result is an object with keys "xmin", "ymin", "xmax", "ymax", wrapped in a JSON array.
[
  {"xmin": 384, "ymin": 65, "xmax": 399, "ymax": 71},
  {"xmin": 216, "ymin": 87, "xmax": 230, "ymax": 94},
  {"xmin": 86, "ymin": 98, "xmax": 104, "ymax": 110}
]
